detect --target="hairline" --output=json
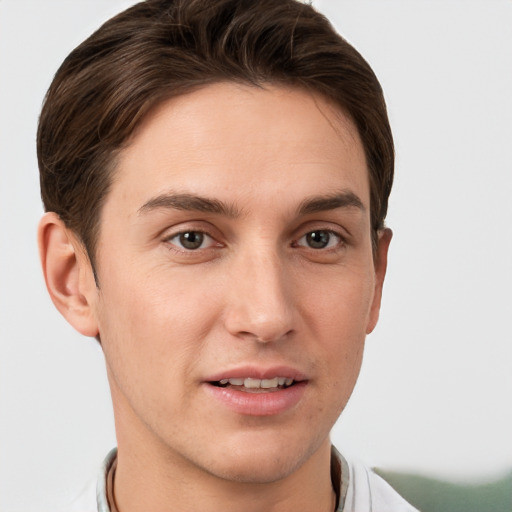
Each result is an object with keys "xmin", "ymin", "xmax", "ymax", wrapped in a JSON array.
[{"xmin": 81, "ymin": 79, "xmax": 382, "ymax": 282}]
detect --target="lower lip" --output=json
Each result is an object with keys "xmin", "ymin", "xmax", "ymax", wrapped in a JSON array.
[{"xmin": 204, "ymin": 382, "xmax": 307, "ymax": 416}]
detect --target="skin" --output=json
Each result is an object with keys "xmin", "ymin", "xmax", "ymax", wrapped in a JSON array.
[{"xmin": 39, "ymin": 83, "xmax": 391, "ymax": 512}]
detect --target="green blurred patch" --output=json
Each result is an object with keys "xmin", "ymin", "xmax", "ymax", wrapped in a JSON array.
[{"xmin": 374, "ymin": 468, "xmax": 512, "ymax": 512}]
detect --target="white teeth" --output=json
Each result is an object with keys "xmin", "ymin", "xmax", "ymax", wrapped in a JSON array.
[
  {"xmin": 261, "ymin": 377, "xmax": 279, "ymax": 388},
  {"xmin": 244, "ymin": 378, "xmax": 261, "ymax": 388},
  {"xmin": 221, "ymin": 377, "xmax": 294, "ymax": 388}
]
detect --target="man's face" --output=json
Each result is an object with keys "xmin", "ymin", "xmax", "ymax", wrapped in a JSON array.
[{"xmin": 88, "ymin": 83, "xmax": 388, "ymax": 482}]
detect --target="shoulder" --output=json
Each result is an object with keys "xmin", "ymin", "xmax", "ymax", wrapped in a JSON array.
[
  {"xmin": 57, "ymin": 448, "xmax": 116, "ymax": 512},
  {"xmin": 57, "ymin": 478, "xmax": 97, "ymax": 512},
  {"xmin": 334, "ymin": 448, "xmax": 419, "ymax": 512}
]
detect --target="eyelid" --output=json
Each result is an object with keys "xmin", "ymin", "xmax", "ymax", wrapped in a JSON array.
[
  {"xmin": 292, "ymin": 219, "xmax": 351, "ymax": 241},
  {"xmin": 166, "ymin": 231, "xmax": 215, "ymax": 250},
  {"xmin": 294, "ymin": 229, "xmax": 346, "ymax": 250},
  {"xmin": 161, "ymin": 223, "xmax": 224, "ymax": 254}
]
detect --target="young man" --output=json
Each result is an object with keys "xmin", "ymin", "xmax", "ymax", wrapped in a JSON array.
[{"xmin": 37, "ymin": 0, "xmax": 418, "ymax": 510}]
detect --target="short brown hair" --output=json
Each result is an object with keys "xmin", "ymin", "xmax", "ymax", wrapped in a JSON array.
[{"xmin": 37, "ymin": 0, "xmax": 394, "ymax": 272}]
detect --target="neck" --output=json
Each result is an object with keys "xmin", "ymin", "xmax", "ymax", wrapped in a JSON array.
[{"xmin": 113, "ymin": 429, "xmax": 336, "ymax": 512}]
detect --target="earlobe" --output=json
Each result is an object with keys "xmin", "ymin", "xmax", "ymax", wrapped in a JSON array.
[
  {"xmin": 38, "ymin": 212, "xmax": 99, "ymax": 337},
  {"xmin": 366, "ymin": 228, "xmax": 392, "ymax": 334}
]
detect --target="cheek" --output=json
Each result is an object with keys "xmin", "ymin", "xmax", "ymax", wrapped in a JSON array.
[
  {"xmin": 95, "ymin": 275, "xmax": 216, "ymax": 430},
  {"xmin": 300, "ymin": 267, "xmax": 373, "ymax": 400},
  {"xmin": 301, "ymin": 264, "xmax": 376, "ymax": 338},
  {"xmin": 95, "ymin": 267, "xmax": 217, "ymax": 388}
]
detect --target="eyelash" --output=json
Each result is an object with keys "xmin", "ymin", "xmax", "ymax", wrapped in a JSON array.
[
  {"xmin": 163, "ymin": 228, "xmax": 346, "ymax": 254},
  {"xmin": 294, "ymin": 229, "xmax": 345, "ymax": 251},
  {"xmin": 164, "ymin": 230, "xmax": 219, "ymax": 252}
]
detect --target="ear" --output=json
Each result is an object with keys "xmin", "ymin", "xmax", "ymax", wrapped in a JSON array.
[
  {"xmin": 366, "ymin": 228, "xmax": 392, "ymax": 334},
  {"xmin": 38, "ymin": 212, "xmax": 99, "ymax": 337}
]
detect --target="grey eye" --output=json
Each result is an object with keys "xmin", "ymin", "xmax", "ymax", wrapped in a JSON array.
[
  {"xmin": 307, "ymin": 231, "xmax": 329, "ymax": 249},
  {"xmin": 297, "ymin": 230, "xmax": 341, "ymax": 249}
]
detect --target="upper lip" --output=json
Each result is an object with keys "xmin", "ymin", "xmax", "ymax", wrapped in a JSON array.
[{"xmin": 204, "ymin": 365, "xmax": 308, "ymax": 383}]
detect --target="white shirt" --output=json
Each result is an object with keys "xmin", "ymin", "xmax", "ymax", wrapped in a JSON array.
[{"xmin": 341, "ymin": 455, "xmax": 420, "ymax": 511}]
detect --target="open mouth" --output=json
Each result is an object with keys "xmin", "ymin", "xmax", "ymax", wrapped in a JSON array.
[
  {"xmin": 205, "ymin": 374, "xmax": 307, "ymax": 414},
  {"xmin": 210, "ymin": 377, "xmax": 297, "ymax": 393}
]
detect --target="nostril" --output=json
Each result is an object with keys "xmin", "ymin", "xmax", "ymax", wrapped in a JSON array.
[
  {"xmin": 237, "ymin": 329, "xmax": 293, "ymax": 344},
  {"xmin": 223, "ymin": 293, "xmax": 296, "ymax": 343}
]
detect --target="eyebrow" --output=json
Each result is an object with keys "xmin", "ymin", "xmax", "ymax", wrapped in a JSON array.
[
  {"xmin": 138, "ymin": 190, "xmax": 365, "ymax": 218},
  {"xmin": 138, "ymin": 193, "xmax": 241, "ymax": 217},
  {"xmin": 297, "ymin": 191, "xmax": 365, "ymax": 215}
]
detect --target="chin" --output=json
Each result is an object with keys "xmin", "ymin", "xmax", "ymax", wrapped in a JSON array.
[
  {"xmin": 207, "ymin": 453, "xmax": 302, "ymax": 484},
  {"xmin": 198, "ymin": 430, "xmax": 326, "ymax": 484}
]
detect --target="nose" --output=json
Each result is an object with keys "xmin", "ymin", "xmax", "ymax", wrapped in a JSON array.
[{"xmin": 223, "ymin": 249, "xmax": 296, "ymax": 343}]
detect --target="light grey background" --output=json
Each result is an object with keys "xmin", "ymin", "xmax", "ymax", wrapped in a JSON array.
[{"xmin": 1, "ymin": 1, "xmax": 511, "ymax": 511}]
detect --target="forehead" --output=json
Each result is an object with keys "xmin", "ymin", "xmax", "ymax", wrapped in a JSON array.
[{"xmin": 109, "ymin": 82, "xmax": 369, "ymax": 215}]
